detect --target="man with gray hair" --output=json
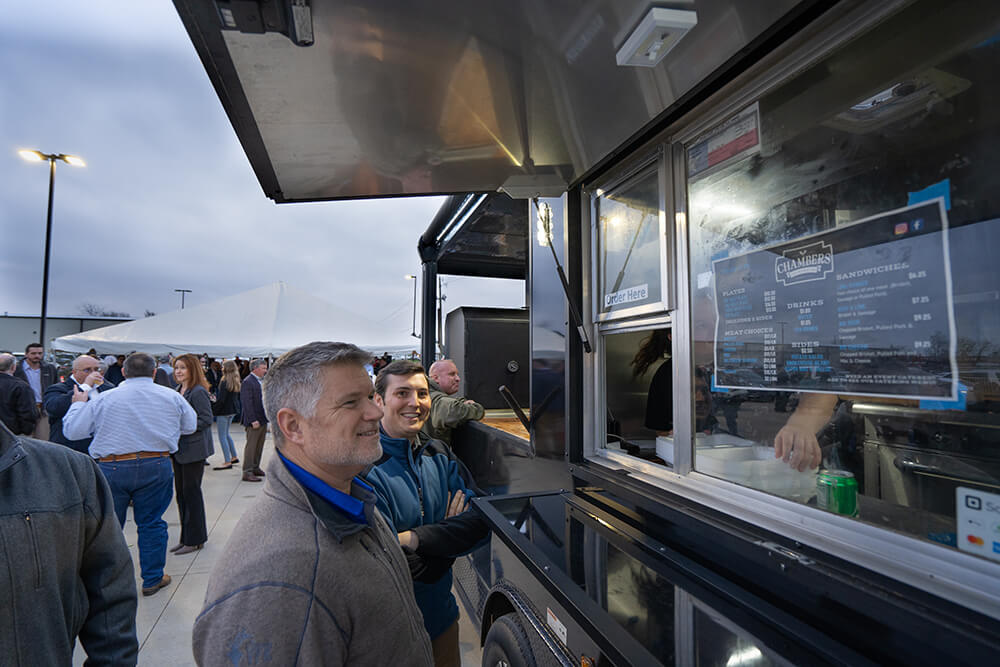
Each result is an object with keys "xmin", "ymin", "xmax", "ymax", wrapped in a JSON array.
[
  {"xmin": 62, "ymin": 352, "xmax": 197, "ymax": 597},
  {"xmin": 239, "ymin": 358, "xmax": 269, "ymax": 481},
  {"xmin": 193, "ymin": 341, "xmax": 433, "ymax": 666},
  {"xmin": 0, "ymin": 352, "xmax": 38, "ymax": 435}
]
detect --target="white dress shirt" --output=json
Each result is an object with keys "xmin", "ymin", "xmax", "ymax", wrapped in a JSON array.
[{"xmin": 62, "ymin": 377, "xmax": 197, "ymax": 458}]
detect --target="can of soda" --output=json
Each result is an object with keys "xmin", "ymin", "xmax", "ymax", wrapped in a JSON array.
[{"xmin": 816, "ymin": 469, "xmax": 858, "ymax": 516}]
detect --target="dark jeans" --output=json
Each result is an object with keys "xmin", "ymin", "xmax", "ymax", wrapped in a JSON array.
[
  {"xmin": 172, "ymin": 458, "xmax": 207, "ymax": 546},
  {"xmin": 99, "ymin": 456, "xmax": 173, "ymax": 588},
  {"xmin": 243, "ymin": 424, "xmax": 266, "ymax": 472}
]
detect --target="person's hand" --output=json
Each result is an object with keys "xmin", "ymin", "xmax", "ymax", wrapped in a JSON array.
[
  {"xmin": 71, "ymin": 385, "xmax": 90, "ymax": 403},
  {"xmin": 446, "ymin": 490, "xmax": 468, "ymax": 517},
  {"xmin": 251, "ymin": 421, "xmax": 260, "ymax": 429},
  {"xmin": 84, "ymin": 371, "xmax": 104, "ymax": 387},
  {"xmin": 398, "ymin": 530, "xmax": 419, "ymax": 550},
  {"xmin": 774, "ymin": 424, "xmax": 822, "ymax": 471},
  {"xmin": 463, "ymin": 399, "xmax": 476, "ymax": 406}
]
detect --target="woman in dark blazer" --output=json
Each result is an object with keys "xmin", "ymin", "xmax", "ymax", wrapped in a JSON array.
[{"xmin": 171, "ymin": 353, "xmax": 215, "ymax": 555}]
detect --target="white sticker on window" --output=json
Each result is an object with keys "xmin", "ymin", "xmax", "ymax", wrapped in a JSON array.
[
  {"xmin": 697, "ymin": 271, "xmax": 713, "ymax": 289},
  {"xmin": 546, "ymin": 607, "xmax": 568, "ymax": 645},
  {"xmin": 604, "ymin": 283, "xmax": 648, "ymax": 308},
  {"xmin": 956, "ymin": 486, "xmax": 1000, "ymax": 562}
]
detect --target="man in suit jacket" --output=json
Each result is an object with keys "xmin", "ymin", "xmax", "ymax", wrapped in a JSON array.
[
  {"xmin": 0, "ymin": 354, "xmax": 37, "ymax": 435},
  {"xmin": 239, "ymin": 359, "xmax": 268, "ymax": 482},
  {"xmin": 13, "ymin": 342, "xmax": 57, "ymax": 440},
  {"xmin": 44, "ymin": 355, "xmax": 115, "ymax": 454}
]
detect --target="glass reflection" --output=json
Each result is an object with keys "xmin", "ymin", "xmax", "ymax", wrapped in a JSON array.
[
  {"xmin": 597, "ymin": 167, "xmax": 663, "ymax": 317},
  {"xmin": 685, "ymin": 0, "xmax": 1000, "ymax": 558}
]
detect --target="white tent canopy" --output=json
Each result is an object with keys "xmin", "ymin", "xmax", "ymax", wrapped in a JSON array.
[{"xmin": 53, "ymin": 282, "xmax": 416, "ymax": 358}]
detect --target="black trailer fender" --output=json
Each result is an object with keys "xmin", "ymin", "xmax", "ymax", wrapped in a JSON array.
[{"xmin": 480, "ymin": 583, "xmax": 574, "ymax": 667}]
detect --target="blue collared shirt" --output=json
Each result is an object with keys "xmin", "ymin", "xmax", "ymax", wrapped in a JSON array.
[
  {"xmin": 22, "ymin": 362, "xmax": 42, "ymax": 402},
  {"xmin": 277, "ymin": 449, "xmax": 369, "ymax": 524},
  {"xmin": 62, "ymin": 377, "xmax": 198, "ymax": 458}
]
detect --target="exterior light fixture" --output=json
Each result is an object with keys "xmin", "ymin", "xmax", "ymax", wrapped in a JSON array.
[
  {"xmin": 616, "ymin": 8, "xmax": 697, "ymax": 68},
  {"xmin": 18, "ymin": 148, "xmax": 86, "ymax": 352}
]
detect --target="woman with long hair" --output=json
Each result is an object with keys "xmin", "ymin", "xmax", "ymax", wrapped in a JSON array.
[
  {"xmin": 631, "ymin": 328, "xmax": 674, "ymax": 436},
  {"xmin": 171, "ymin": 353, "xmax": 215, "ymax": 554},
  {"xmin": 212, "ymin": 360, "xmax": 242, "ymax": 470}
]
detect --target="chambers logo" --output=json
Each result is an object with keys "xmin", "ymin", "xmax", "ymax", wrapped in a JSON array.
[{"xmin": 775, "ymin": 240, "xmax": 834, "ymax": 286}]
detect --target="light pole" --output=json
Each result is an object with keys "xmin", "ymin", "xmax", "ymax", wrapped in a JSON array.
[
  {"xmin": 18, "ymin": 149, "xmax": 86, "ymax": 353},
  {"xmin": 175, "ymin": 289, "xmax": 193, "ymax": 309},
  {"xmin": 405, "ymin": 275, "xmax": 419, "ymax": 338}
]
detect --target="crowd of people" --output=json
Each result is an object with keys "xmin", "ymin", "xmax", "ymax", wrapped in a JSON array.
[{"xmin": 0, "ymin": 341, "xmax": 488, "ymax": 666}]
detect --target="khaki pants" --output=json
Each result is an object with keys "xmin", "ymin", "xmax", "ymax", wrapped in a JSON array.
[
  {"xmin": 243, "ymin": 424, "xmax": 266, "ymax": 472},
  {"xmin": 431, "ymin": 619, "xmax": 460, "ymax": 667},
  {"xmin": 32, "ymin": 404, "xmax": 49, "ymax": 441}
]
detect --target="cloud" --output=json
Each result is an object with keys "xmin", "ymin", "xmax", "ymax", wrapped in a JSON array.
[{"xmin": 1, "ymin": 1, "xmax": 523, "ymax": 347}]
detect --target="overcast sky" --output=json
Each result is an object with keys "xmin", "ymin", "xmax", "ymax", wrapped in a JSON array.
[{"xmin": 1, "ymin": 1, "xmax": 523, "ymax": 346}]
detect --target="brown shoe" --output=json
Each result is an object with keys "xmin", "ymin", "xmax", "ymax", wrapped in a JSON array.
[
  {"xmin": 169, "ymin": 543, "xmax": 183, "ymax": 553},
  {"xmin": 175, "ymin": 544, "xmax": 203, "ymax": 555},
  {"xmin": 142, "ymin": 574, "xmax": 171, "ymax": 597},
  {"xmin": 253, "ymin": 469, "xmax": 266, "ymax": 477},
  {"xmin": 242, "ymin": 472, "xmax": 262, "ymax": 482}
]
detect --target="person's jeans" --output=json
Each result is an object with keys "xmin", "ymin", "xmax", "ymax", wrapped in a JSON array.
[
  {"xmin": 99, "ymin": 456, "xmax": 174, "ymax": 588},
  {"xmin": 216, "ymin": 414, "xmax": 237, "ymax": 461}
]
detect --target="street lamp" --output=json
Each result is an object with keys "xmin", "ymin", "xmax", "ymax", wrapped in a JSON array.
[
  {"xmin": 18, "ymin": 149, "xmax": 86, "ymax": 353},
  {"xmin": 175, "ymin": 289, "xmax": 193, "ymax": 309},
  {"xmin": 405, "ymin": 275, "xmax": 419, "ymax": 338}
]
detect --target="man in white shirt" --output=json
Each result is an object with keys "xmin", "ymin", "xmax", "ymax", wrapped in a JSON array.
[{"xmin": 63, "ymin": 352, "xmax": 197, "ymax": 597}]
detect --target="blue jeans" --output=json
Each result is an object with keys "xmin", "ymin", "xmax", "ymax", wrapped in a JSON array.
[
  {"xmin": 216, "ymin": 414, "xmax": 237, "ymax": 461},
  {"xmin": 99, "ymin": 456, "xmax": 174, "ymax": 588}
]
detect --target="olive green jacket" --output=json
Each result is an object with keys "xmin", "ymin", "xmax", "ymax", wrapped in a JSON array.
[{"xmin": 420, "ymin": 379, "xmax": 485, "ymax": 445}]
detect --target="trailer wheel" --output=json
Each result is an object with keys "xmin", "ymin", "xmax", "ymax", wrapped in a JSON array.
[{"xmin": 482, "ymin": 612, "xmax": 535, "ymax": 667}]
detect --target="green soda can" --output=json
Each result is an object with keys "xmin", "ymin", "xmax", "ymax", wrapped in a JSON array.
[{"xmin": 816, "ymin": 469, "xmax": 858, "ymax": 516}]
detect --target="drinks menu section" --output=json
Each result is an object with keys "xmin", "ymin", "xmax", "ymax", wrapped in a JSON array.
[{"xmin": 713, "ymin": 199, "xmax": 957, "ymax": 399}]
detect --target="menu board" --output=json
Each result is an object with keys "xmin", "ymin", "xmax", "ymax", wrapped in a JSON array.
[{"xmin": 713, "ymin": 199, "xmax": 957, "ymax": 399}]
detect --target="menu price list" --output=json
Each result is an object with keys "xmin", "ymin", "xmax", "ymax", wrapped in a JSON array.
[{"xmin": 713, "ymin": 200, "xmax": 956, "ymax": 399}]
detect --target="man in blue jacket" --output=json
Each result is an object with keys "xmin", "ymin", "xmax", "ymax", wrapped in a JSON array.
[
  {"xmin": 43, "ymin": 355, "xmax": 115, "ymax": 453},
  {"xmin": 366, "ymin": 360, "xmax": 489, "ymax": 667}
]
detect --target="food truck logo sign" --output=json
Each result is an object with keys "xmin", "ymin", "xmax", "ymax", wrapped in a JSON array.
[{"xmin": 775, "ymin": 241, "xmax": 834, "ymax": 286}]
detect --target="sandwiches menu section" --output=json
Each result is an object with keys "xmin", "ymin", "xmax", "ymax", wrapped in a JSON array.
[{"xmin": 713, "ymin": 199, "xmax": 957, "ymax": 399}]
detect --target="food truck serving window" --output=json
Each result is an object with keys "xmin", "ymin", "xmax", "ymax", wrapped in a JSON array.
[
  {"xmin": 683, "ymin": 0, "xmax": 1000, "ymax": 564},
  {"xmin": 593, "ymin": 157, "xmax": 671, "ymax": 321}
]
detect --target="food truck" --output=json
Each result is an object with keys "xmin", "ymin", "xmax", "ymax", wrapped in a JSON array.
[{"xmin": 174, "ymin": 1, "xmax": 1000, "ymax": 663}]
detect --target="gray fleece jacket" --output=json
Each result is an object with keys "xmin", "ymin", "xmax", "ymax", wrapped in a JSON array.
[{"xmin": 193, "ymin": 455, "xmax": 433, "ymax": 666}]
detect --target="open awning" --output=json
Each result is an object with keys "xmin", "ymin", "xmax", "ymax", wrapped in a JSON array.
[
  {"xmin": 172, "ymin": 0, "xmax": 814, "ymax": 201},
  {"xmin": 418, "ymin": 192, "xmax": 528, "ymax": 280}
]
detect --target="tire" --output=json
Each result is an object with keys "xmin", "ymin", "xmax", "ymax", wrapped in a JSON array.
[{"xmin": 482, "ymin": 612, "xmax": 535, "ymax": 667}]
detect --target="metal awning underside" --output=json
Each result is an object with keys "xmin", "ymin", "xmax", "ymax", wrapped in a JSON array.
[
  {"xmin": 172, "ymin": 0, "xmax": 814, "ymax": 202},
  {"xmin": 419, "ymin": 193, "xmax": 527, "ymax": 280}
]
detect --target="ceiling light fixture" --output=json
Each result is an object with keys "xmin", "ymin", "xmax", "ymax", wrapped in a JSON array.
[{"xmin": 616, "ymin": 8, "xmax": 697, "ymax": 68}]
